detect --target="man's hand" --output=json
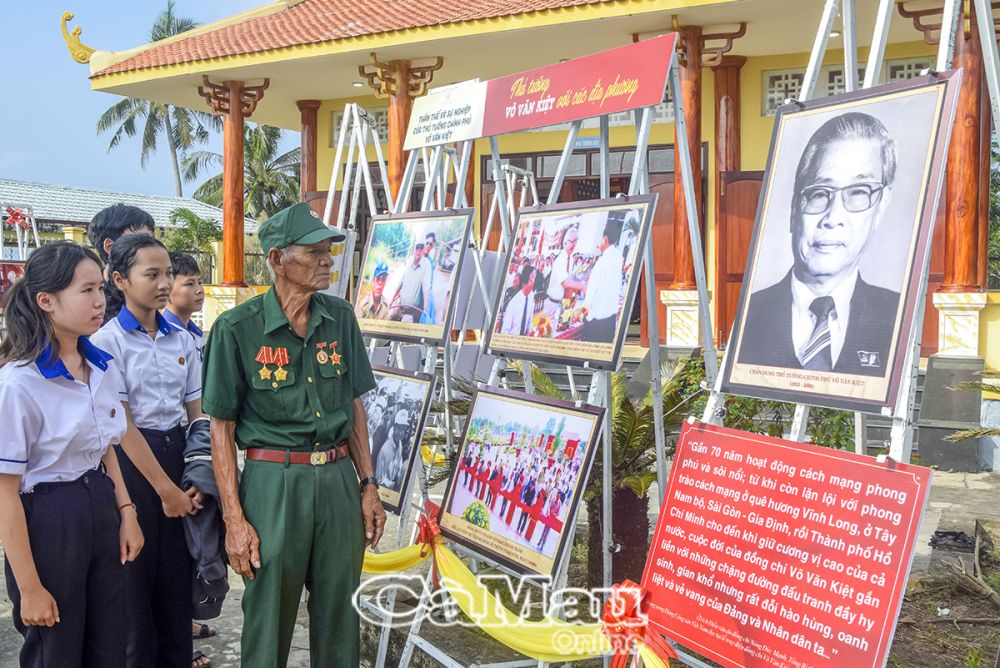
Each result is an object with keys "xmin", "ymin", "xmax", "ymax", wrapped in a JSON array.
[
  {"xmin": 161, "ymin": 484, "xmax": 196, "ymax": 518},
  {"xmin": 225, "ymin": 517, "xmax": 261, "ymax": 579},
  {"xmin": 362, "ymin": 486, "xmax": 386, "ymax": 549},
  {"xmin": 19, "ymin": 583, "xmax": 59, "ymax": 627}
]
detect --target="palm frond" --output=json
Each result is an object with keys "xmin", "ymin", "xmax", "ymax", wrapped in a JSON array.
[
  {"xmin": 182, "ymin": 150, "xmax": 223, "ymax": 182},
  {"xmin": 192, "ymin": 174, "xmax": 223, "ymax": 207},
  {"xmin": 946, "ymin": 427, "xmax": 1000, "ymax": 442},
  {"xmin": 139, "ymin": 105, "xmax": 165, "ymax": 168}
]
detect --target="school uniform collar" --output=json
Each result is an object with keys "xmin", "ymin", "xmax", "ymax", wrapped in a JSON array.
[
  {"xmin": 262, "ymin": 287, "xmax": 335, "ymax": 335},
  {"xmin": 36, "ymin": 337, "xmax": 113, "ymax": 381},
  {"xmin": 163, "ymin": 309, "xmax": 203, "ymax": 337},
  {"xmin": 117, "ymin": 307, "xmax": 173, "ymax": 336}
]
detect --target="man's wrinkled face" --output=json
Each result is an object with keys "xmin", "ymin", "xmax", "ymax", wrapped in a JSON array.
[
  {"xmin": 277, "ymin": 241, "xmax": 334, "ymax": 291},
  {"xmin": 792, "ymin": 138, "xmax": 889, "ymax": 285}
]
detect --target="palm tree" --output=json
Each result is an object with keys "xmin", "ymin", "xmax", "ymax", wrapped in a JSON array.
[
  {"xmin": 96, "ymin": 1, "xmax": 220, "ymax": 197},
  {"xmin": 183, "ymin": 124, "xmax": 301, "ymax": 222}
]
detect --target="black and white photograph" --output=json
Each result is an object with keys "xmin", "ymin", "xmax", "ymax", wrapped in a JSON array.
[
  {"xmin": 722, "ymin": 73, "xmax": 961, "ymax": 412},
  {"xmin": 363, "ymin": 365, "xmax": 436, "ymax": 513},
  {"xmin": 484, "ymin": 196, "xmax": 656, "ymax": 370}
]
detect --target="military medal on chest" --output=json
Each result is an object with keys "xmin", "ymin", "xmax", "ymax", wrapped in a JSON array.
[
  {"xmin": 256, "ymin": 346, "xmax": 290, "ymax": 384},
  {"xmin": 315, "ymin": 340, "xmax": 342, "ymax": 374}
]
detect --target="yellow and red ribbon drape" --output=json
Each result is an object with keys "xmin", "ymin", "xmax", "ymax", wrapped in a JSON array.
[{"xmin": 360, "ymin": 509, "xmax": 677, "ymax": 667}]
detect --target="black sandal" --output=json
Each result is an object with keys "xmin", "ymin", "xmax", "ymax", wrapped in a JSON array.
[
  {"xmin": 192, "ymin": 650, "xmax": 212, "ymax": 668},
  {"xmin": 192, "ymin": 623, "xmax": 217, "ymax": 639}
]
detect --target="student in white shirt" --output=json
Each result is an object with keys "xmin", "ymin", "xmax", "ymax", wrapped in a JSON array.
[
  {"xmin": 92, "ymin": 234, "xmax": 203, "ymax": 668},
  {"xmin": 0, "ymin": 242, "xmax": 144, "ymax": 667},
  {"xmin": 163, "ymin": 253, "xmax": 205, "ymax": 361}
]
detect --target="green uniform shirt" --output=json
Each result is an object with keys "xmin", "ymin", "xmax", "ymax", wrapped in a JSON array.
[{"xmin": 201, "ymin": 288, "xmax": 376, "ymax": 450}]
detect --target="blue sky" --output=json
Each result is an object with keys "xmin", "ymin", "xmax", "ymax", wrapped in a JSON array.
[{"xmin": 0, "ymin": 1, "xmax": 298, "ymax": 199}]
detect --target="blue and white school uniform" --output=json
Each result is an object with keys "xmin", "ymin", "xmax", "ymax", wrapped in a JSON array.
[
  {"xmin": 91, "ymin": 308, "xmax": 200, "ymax": 668},
  {"xmin": 0, "ymin": 339, "xmax": 128, "ymax": 668},
  {"xmin": 163, "ymin": 309, "xmax": 203, "ymax": 361}
]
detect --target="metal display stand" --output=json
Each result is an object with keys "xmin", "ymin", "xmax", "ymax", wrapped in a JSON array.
[
  {"xmin": 702, "ymin": 0, "xmax": 975, "ymax": 465},
  {"xmin": 322, "ymin": 103, "xmax": 392, "ymax": 297},
  {"xmin": 394, "ymin": 44, "xmax": 717, "ymax": 668}
]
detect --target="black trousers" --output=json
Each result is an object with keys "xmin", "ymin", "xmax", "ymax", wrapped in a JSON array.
[
  {"xmin": 115, "ymin": 426, "xmax": 192, "ymax": 668},
  {"xmin": 580, "ymin": 316, "xmax": 617, "ymax": 343},
  {"xmin": 4, "ymin": 469, "xmax": 125, "ymax": 668}
]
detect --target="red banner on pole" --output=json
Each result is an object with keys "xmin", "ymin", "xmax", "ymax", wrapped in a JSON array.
[
  {"xmin": 482, "ymin": 34, "xmax": 675, "ymax": 136},
  {"xmin": 642, "ymin": 421, "xmax": 932, "ymax": 668},
  {"xmin": 405, "ymin": 34, "xmax": 676, "ymax": 149}
]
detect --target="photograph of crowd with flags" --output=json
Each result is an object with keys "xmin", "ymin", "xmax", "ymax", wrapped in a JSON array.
[
  {"xmin": 486, "ymin": 196, "xmax": 656, "ymax": 368},
  {"xmin": 362, "ymin": 366, "xmax": 435, "ymax": 513},
  {"xmin": 354, "ymin": 209, "xmax": 474, "ymax": 344},
  {"xmin": 438, "ymin": 387, "xmax": 602, "ymax": 577}
]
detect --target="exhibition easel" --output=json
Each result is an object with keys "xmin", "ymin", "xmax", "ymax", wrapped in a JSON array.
[
  {"xmin": 322, "ymin": 103, "xmax": 392, "ymax": 297},
  {"xmin": 394, "ymin": 43, "xmax": 720, "ymax": 668},
  {"xmin": 701, "ymin": 0, "xmax": 974, "ymax": 466}
]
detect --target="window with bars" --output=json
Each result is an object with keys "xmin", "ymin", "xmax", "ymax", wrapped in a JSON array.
[
  {"xmin": 330, "ymin": 108, "xmax": 390, "ymax": 146},
  {"xmin": 762, "ymin": 56, "xmax": 936, "ymax": 116}
]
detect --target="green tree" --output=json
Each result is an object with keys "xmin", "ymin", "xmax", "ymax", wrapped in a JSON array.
[
  {"xmin": 96, "ymin": 1, "xmax": 220, "ymax": 197},
  {"xmin": 162, "ymin": 208, "xmax": 221, "ymax": 254},
  {"xmin": 183, "ymin": 124, "xmax": 301, "ymax": 222}
]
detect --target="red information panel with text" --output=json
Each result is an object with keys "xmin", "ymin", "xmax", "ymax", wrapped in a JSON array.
[
  {"xmin": 482, "ymin": 34, "xmax": 675, "ymax": 136},
  {"xmin": 642, "ymin": 421, "xmax": 931, "ymax": 668}
]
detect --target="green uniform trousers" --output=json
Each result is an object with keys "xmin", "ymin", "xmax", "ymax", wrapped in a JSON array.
[{"xmin": 240, "ymin": 455, "xmax": 365, "ymax": 667}]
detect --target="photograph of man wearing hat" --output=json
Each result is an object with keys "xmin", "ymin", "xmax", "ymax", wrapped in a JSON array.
[
  {"xmin": 375, "ymin": 409, "xmax": 411, "ymax": 493},
  {"xmin": 201, "ymin": 203, "xmax": 385, "ymax": 667},
  {"xmin": 355, "ymin": 261, "xmax": 390, "ymax": 320}
]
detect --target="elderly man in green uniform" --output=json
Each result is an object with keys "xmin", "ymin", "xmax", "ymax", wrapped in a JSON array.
[{"xmin": 202, "ymin": 203, "xmax": 386, "ymax": 667}]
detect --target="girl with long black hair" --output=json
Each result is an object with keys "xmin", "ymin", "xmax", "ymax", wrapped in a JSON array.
[
  {"xmin": 0, "ymin": 241, "xmax": 144, "ymax": 667},
  {"xmin": 92, "ymin": 233, "xmax": 204, "ymax": 668}
]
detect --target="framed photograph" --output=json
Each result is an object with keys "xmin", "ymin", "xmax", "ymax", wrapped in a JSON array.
[
  {"xmin": 484, "ymin": 195, "xmax": 656, "ymax": 370},
  {"xmin": 0, "ymin": 261, "xmax": 25, "ymax": 303},
  {"xmin": 354, "ymin": 209, "xmax": 475, "ymax": 345},
  {"xmin": 721, "ymin": 73, "xmax": 961, "ymax": 413},
  {"xmin": 362, "ymin": 365, "xmax": 436, "ymax": 514},
  {"xmin": 438, "ymin": 386, "xmax": 604, "ymax": 578}
]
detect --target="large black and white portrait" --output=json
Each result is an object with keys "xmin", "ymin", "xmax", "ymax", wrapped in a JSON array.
[
  {"xmin": 363, "ymin": 365, "xmax": 435, "ymax": 513},
  {"xmin": 723, "ymin": 73, "xmax": 960, "ymax": 412}
]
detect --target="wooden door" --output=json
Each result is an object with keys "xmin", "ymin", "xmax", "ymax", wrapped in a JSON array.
[
  {"xmin": 715, "ymin": 172, "xmax": 764, "ymax": 346},
  {"xmin": 639, "ymin": 174, "xmax": 677, "ymax": 345}
]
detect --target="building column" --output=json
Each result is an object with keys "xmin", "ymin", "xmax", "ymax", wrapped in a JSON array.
[
  {"xmin": 360, "ymin": 54, "xmax": 443, "ymax": 200},
  {"xmin": 297, "ymin": 100, "xmax": 321, "ymax": 201},
  {"xmin": 936, "ymin": 7, "xmax": 987, "ymax": 356},
  {"xmin": 62, "ymin": 226, "xmax": 86, "ymax": 245},
  {"xmin": 661, "ymin": 25, "xmax": 703, "ymax": 347},
  {"xmin": 199, "ymin": 77, "xmax": 268, "ymax": 291}
]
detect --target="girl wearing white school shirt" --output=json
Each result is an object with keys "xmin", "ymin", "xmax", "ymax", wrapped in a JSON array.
[
  {"xmin": 0, "ymin": 242, "xmax": 144, "ymax": 667},
  {"xmin": 91, "ymin": 233, "xmax": 204, "ymax": 668}
]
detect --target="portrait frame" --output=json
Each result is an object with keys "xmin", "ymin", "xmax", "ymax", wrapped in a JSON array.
[
  {"xmin": 721, "ymin": 72, "xmax": 961, "ymax": 413},
  {"xmin": 354, "ymin": 208, "xmax": 475, "ymax": 345},
  {"xmin": 0, "ymin": 261, "xmax": 25, "ymax": 305},
  {"xmin": 437, "ymin": 385, "xmax": 604, "ymax": 579},
  {"xmin": 364, "ymin": 364, "xmax": 436, "ymax": 514},
  {"xmin": 483, "ymin": 195, "xmax": 657, "ymax": 371}
]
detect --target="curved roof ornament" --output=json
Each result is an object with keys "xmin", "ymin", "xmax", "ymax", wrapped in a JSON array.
[{"xmin": 61, "ymin": 11, "xmax": 96, "ymax": 64}]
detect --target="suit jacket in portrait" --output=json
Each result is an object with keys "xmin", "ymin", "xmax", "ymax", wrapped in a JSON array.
[{"xmin": 736, "ymin": 272, "xmax": 900, "ymax": 377}]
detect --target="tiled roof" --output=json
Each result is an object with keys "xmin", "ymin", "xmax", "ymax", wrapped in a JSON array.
[
  {"xmin": 95, "ymin": 0, "xmax": 611, "ymax": 76},
  {"xmin": 0, "ymin": 179, "xmax": 255, "ymax": 232}
]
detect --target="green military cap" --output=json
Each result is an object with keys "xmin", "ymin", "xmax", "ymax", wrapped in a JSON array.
[{"xmin": 259, "ymin": 202, "xmax": 346, "ymax": 255}]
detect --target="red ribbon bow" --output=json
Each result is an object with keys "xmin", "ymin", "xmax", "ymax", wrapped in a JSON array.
[
  {"xmin": 415, "ymin": 500, "xmax": 443, "ymax": 587},
  {"xmin": 4, "ymin": 207, "xmax": 27, "ymax": 231},
  {"xmin": 416, "ymin": 500, "xmax": 442, "ymax": 557},
  {"xmin": 601, "ymin": 580, "xmax": 677, "ymax": 668}
]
